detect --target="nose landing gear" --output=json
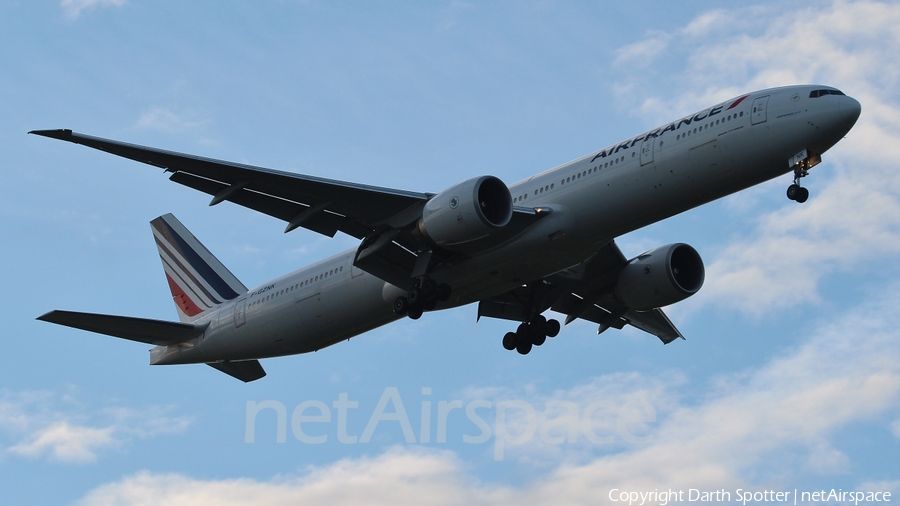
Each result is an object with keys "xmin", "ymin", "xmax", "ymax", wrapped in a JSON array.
[
  {"xmin": 786, "ymin": 151, "xmax": 820, "ymax": 203},
  {"xmin": 786, "ymin": 183, "xmax": 809, "ymax": 203}
]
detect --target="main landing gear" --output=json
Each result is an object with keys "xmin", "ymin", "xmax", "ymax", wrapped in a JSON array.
[
  {"xmin": 392, "ymin": 277, "xmax": 451, "ymax": 320},
  {"xmin": 501, "ymin": 314, "xmax": 561, "ymax": 355}
]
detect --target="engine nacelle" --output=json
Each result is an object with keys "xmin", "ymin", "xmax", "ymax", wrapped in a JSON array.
[
  {"xmin": 418, "ymin": 176, "xmax": 513, "ymax": 246},
  {"xmin": 616, "ymin": 243, "xmax": 705, "ymax": 311}
]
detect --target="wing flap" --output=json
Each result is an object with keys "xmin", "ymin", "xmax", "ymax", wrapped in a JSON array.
[
  {"xmin": 37, "ymin": 310, "xmax": 207, "ymax": 346},
  {"xmin": 556, "ymin": 298, "xmax": 683, "ymax": 343},
  {"xmin": 622, "ymin": 308, "xmax": 683, "ymax": 344},
  {"xmin": 169, "ymin": 171, "xmax": 367, "ymax": 238}
]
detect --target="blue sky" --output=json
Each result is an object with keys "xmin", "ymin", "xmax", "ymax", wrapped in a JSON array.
[{"xmin": 2, "ymin": 1, "xmax": 900, "ymax": 504}]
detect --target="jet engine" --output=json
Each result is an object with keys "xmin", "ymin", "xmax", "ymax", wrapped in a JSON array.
[
  {"xmin": 418, "ymin": 176, "xmax": 513, "ymax": 246},
  {"xmin": 616, "ymin": 243, "xmax": 704, "ymax": 310}
]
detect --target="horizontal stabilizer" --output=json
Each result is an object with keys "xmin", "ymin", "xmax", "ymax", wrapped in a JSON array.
[
  {"xmin": 37, "ymin": 310, "xmax": 207, "ymax": 346},
  {"xmin": 207, "ymin": 360, "xmax": 266, "ymax": 382}
]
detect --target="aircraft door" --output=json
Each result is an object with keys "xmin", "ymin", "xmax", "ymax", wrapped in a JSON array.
[
  {"xmin": 751, "ymin": 96, "xmax": 769, "ymax": 125},
  {"xmin": 640, "ymin": 137, "xmax": 654, "ymax": 166},
  {"xmin": 234, "ymin": 297, "xmax": 247, "ymax": 328}
]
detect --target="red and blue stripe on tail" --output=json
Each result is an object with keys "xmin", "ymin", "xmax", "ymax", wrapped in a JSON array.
[{"xmin": 150, "ymin": 214, "xmax": 247, "ymax": 322}]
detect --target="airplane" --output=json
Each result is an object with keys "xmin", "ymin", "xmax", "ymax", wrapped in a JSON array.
[{"xmin": 33, "ymin": 84, "xmax": 861, "ymax": 382}]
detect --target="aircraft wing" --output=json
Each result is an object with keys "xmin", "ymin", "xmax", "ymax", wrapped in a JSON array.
[
  {"xmin": 31, "ymin": 129, "xmax": 552, "ymax": 289},
  {"xmin": 478, "ymin": 240, "xmax": 684, "ymax": 344},
  {"xmin": 29, "ymin": 129, "xmax": 431, "ymax": 239}
]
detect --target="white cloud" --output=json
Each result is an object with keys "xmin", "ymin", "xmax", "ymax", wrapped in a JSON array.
[
  {"xmin": 0, "ymin": 390, "xmax": 191, "ymax": 464},
  {"xmin": 613, "ymin": 31, "xmax": 672, "ymax": 68},
  {"xmin": 135, "ymin": 107, "xmax": 208, "ymax": 133},
  {"xmin": 60, "ymin": 0, "xmax": 125, "ymax": 21},
  {"xmin": 8, "ymin": 421, "xmax": 114, "ymax": 463},
  {"xmin": 79, "ymin": 450, "xmax": 511, "ymax": 506},
  {"xmin": 679, "ymin": 9, "xmax": 735, "ymax": 38},
  {"xmin": 77, "ymin": 281, "xmax": 900, "ymax": 503}
]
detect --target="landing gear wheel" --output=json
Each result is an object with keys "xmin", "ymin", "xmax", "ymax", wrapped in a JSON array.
[
  {"xmin": 393, "ymin": 297, "xmax": 408, "ymax": 316},
  {"xmin": 423, "ymin": 297, "xmax": 438, "ymax": 311},
  {"xmin": 795, "ymin": 187, "xmax": 809, "ymax": 203},
  {"xmin": 787, "ymin": 184, "xmax": 801, "ymax": 201},
  {"xmin": 420, "ymin": 278, "xmax": 437, "ymax": 299},
  {"xmin": 516, "ymin": 338, "xmax": 532, "ymax": 355},
  {"xmin": 532, "ymin": 332, "xmax": 546, "ymax": 346},
  {"xmin": 545, "ymin": 319, "xmax": 560, "ymax": 338},
  {"xmin": 502, "ymin": 332, "xmax": 518, "ymax": 351},
  {"xmin": 407, "ymin": 288, "xmax": 423, "ymax": 305},
  {"xmin": 516, "ymin": 322, "xmax": 532, "ymax": 341},
  {"xmin": 407, "ymin": 304, "xmax": 423, "ymax": 320}
]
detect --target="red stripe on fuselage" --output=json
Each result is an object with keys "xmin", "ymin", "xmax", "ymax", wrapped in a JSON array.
[
  {"xmin": 727, "ymin": 95, "xmax": 749, "ymax": 109},
  {"xmin": 166, "ymin": 273, "xmax": 204, "ymax": 317}
]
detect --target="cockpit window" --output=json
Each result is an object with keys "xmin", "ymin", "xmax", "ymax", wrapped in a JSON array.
[{"xmin": 809, "ymin": 89, "xmax": 846, "ymax": 98}]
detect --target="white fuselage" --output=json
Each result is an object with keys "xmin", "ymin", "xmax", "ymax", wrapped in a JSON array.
[{"xmin": 151, "ymin": 85, "xmax": 860, "ymax": 365}]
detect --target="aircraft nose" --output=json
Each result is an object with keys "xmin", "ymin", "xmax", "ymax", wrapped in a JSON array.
[{"xmin": 839, "ymin": 95, "xmax": 862, "ymax": 125}]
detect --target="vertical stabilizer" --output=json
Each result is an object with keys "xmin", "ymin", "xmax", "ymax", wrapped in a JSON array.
[{"xmin": 150, "ymin": 214, "xmax": 247, "ymax": 322}]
